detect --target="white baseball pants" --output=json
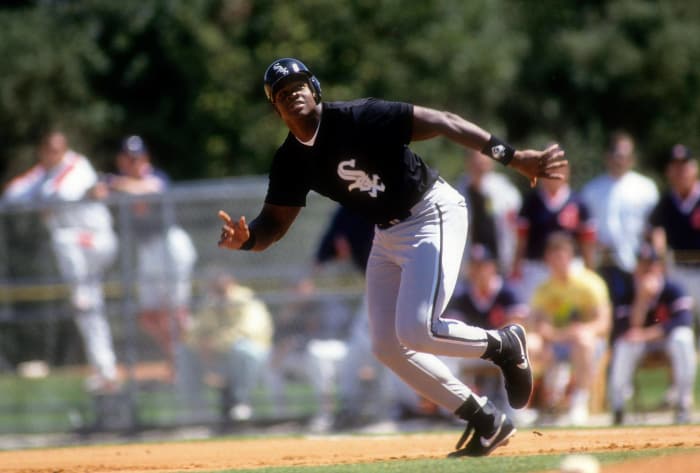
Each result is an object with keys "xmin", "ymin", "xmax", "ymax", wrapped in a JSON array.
[{"xmin": 367, "ymin": 179, "xmax": 492, "ymax": 412}]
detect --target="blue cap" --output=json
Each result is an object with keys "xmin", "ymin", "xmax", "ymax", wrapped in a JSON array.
[
  {"xmin": 468, "ymin": 243, "xmax": 495, "ymax": 263},
  {"xmin": 120, "ymin": 135, "xmax": 148, "ymax": 157},
  {"xmin": 669, "ymin": 144, "xmax": 692, "ymax": 163},
  {"xmin": 636, "ymin": 243, "xmax": 661, "ymax": 262}
]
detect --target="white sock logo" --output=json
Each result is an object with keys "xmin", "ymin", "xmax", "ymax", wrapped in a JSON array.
[{"xmin": 337, "ymin": 159, "xmax": 386, "ymax": 197}]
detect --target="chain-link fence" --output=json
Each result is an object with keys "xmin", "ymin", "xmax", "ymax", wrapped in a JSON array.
[{"xmin": 0, "ymin": 177, "xmax": 374, "ymax": 435}]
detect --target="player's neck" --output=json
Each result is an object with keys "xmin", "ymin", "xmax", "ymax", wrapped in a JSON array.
[{"xmin": 285, "ymin": 105, "xmax": 322, "ymax": 143}]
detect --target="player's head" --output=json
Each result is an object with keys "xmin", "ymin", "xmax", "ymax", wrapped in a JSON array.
[
  {"xmin": 466, "ymin": 243, "xmax": 498, "ymax": 282},
  {"xmin": 38, "ymin": 131, "xmax": 68, "ymax": 169},
  {"xmin": 635, "ymin": 242, "xmax": 665, "ymax": 277},
  {"xmin": 544, "ymin": 231, "xmax": 575, "ymax": 277},
  {"xmin": 666, "ymin": 144, "xmax": 698, "ymax": 193},
  {"xmin": 120, "ymin": 135, "xmax": 149, "ymax": 159},
  {"xmin": 263, "ymin": 58, "xmax": 322, "ymax": 104},
  {"xmin": 605, "ymin": 130, "xmax": 636, "ymax": 177}
]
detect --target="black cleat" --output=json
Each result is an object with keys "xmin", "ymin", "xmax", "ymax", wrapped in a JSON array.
[
  {"xmin": 483, "ymin": 324, "xmax": 533, "ymax": 409},
  {"xmin": 449, "ymin": 400, "xmax": 516, "ymax": 458}
]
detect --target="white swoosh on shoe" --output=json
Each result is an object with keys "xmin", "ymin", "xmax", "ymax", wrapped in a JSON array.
[{"xmin": 479, "ymin": 414, "xmax": 505, "ymax": 448}]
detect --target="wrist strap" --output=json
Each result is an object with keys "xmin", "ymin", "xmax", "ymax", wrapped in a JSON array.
[
  {"xmin": 240, "ymin": 232, "xmax": 256, "ymax": 251},
  {"xmin": 481, "ymin": 135, "xmax": 515, "ymax": 166}
]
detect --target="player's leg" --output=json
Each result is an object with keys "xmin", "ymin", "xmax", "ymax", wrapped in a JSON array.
[
  {"xmin": 607, "ymin": 338, "xmax": 645, "ymax": 424},
  {"xmin": 368, "ymin": 204, "xmax": 514, "ymax": 457},
  {"xmin": 51, "ymin": 229, "xmax": 118, "ymax": 391},
  {"xmin": 388, "ymin": 181, "xmax": 532, "ymax": 409},
  {"xmin": 665, "ymin": 326, "xmax": 697, "ymax": 423},
  {"xmin": 366, "ymin": 242, "xmax": 473, "ymax": 410}
]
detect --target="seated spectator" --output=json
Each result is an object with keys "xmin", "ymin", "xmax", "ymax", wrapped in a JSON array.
[
  {"xmin": 529, "ymin": 232, "xmax": 611, "ymax": 425},
  {"xmin": 607, "ymin": 244, "xmax": 697, "ymax": 425},
  {"xmin": 174, "ymin": 272, "xmax": 273, "ymax": 423},
  {"xmin": 443, "ymin": 244, "xmax": 529, "ymax": 418}
]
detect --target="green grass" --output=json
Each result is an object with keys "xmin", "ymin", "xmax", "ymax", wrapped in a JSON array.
[
  {"xmin": 0, "ymin": 372, "xmax": 319, "ymax": 433},
  {"xmin": 170, "ymin": 447, "xmax": 697, "ymax": 473},
  {"xmin": 0, "ymin": 359, "xmax": 698, "ymax": 434}
]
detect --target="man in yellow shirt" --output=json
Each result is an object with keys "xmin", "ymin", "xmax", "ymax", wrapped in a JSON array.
[
  {"xmin": 530, "ymin": 232, "xmax": 610, "ymax": 425},
  {"xmin": 175, "ymin": 272, "xmax": 274, "ymax": 423}
]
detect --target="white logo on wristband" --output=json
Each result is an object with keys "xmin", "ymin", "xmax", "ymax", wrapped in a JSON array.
[{"xmin": 491, "ymin": 145, "xmax": 507, "ymax": 160}]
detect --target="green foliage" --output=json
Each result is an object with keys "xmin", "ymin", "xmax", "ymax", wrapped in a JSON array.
[{"xmin": 1, "ymin": 0, "xmax": 700, "ymax": 184}]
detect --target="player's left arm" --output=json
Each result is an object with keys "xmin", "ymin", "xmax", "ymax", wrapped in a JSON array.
[{"xmin": 411, "ymin": 105, "xmax": 567, "ymax": 187}]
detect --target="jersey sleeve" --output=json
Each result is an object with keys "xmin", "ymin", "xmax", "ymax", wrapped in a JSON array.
[
  {"xmin": 659, "ymin": 281, "xmax": 695, "ymax": 334},
  {"xmin": 264, "ymin": 145, "xmax": 310, "ymax": 207},
  {"xmin": 356, "ymin": 99, "xmax": 413, "ymax": 145}
]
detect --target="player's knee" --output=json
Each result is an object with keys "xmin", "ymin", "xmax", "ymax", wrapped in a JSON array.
[
  {"xmin": 370, "ymin": 337, "xmax": 404, "ymax": 367},
  {"xmin": 395, "ymin": 325, "xmax": 432, "ymax": 353}
]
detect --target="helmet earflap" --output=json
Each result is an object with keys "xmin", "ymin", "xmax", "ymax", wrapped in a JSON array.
[{"xmin": 263, "ymin": 58, "xmax": 322, "ymax": 104}]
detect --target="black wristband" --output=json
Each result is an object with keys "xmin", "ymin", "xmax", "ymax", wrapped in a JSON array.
[
  {"xmin": 239, "ymin": 232, "xmax": 256, "ymax": 251},
  {"xmin": 481, "ymin": 135, "xmax": 515, "ymax": 166}
]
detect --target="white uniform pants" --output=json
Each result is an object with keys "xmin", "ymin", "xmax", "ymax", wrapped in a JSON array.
[
  {"xmin": 608, "ymin": 326, "xmax": 697, "ymax": 411},
  {"xmin": 367, "ymin": 179, "xmax": 491, "ymax": 412},
  {"xmin": 51, "ymin": 226, "xmax": 118, "ymax": 381}
]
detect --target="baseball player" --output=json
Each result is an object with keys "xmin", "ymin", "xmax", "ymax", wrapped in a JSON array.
[
  {"xmin": 512, "ymin": 164, "xmax": 596, "ymax": 301},
  {"xmin": 217, "ymin": 58, "xmax": 566, "ymax": 456},
  {"xmin": 3, "ymin": 131, "xmax": 119, "ymax": 392},
  {"xmin": 648, "ymin": 144, "xmax": 700, "ymax": 338},
  {"xmin": 607, "ymin": 243, "xmax": 697, "ymax": 424}
]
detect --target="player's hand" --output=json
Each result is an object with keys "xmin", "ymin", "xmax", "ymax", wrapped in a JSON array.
[
  {"xmin": 217, "ymin": 210, "xmax": 250, "ymax": 250},
  {"xmin": 510, "ymin": 144, "xmax": 568, "ymax": 188}
]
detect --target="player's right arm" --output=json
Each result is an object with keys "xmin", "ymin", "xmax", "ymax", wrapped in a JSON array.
[{"xmin": 218, "ymin": 203, "xmax": 301, "ymax": 251}]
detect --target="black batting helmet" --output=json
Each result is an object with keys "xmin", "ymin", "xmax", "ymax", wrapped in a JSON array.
[{"xmin": 263, "ymin": 58, "xmax": 322, "ymax": 104}]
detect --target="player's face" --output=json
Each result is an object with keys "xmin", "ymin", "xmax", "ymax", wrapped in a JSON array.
[
  {"xmin": 545, "ymin": 244, "xmax": 573, "ymax": 276},
  {"xmin": 38, "ymin": 133, "xmax": 67, "ymax": 169},
  {"xmin": 666, "ymin": 159, "xmax": 698, "ymax": 194},
  {"xmin": 273, "ymin": 79, "xmax": 316, "ymax": 118},
  {"xmin": 605, "ymin": 138, "xmax": 635, "ymax": 177}
]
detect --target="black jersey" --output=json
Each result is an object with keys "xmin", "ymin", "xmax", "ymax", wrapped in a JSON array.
[
  {"xmin": 265, "ymin": 98, "xmax": 439, "ymax": 224},
  {"xmin": 609, "ymin": 278, "xmax": 694, "ymax": 342},
  {"xmin": 517, "ymin": 187, "xmax": 595, "ymax": 260},
  {"xmin": 648, "ymin": 186, "xmax": 700, "ymax": 254}
]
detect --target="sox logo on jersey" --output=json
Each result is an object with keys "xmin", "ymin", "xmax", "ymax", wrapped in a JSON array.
[{"xmin": 337, "ymin": 159, "xmax": 385, "ymax": 197}]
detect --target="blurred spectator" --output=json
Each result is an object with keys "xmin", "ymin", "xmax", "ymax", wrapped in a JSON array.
[
  {"xmin": 268, "ymin": 206, "xmax": 400, "ymax": 431},
  {"xmin": 512, "ymin": 164, "xmax": 596, "ymax": 301},
  {"xmin": 581, "ymin": 131, "xmax": 659, "ymax": 293},
  {"xmin": 648, "ymin": 144, "xmax": 700, "ymax": 334},
  {"xmin": 529, "ymin": 232, "xmax": 611, "ymax": 425},
  {"xmin": 607, "ymin": 244, "xmax": 696, "ymax": 425},
  {"xmin": 2, "ymin": 131, "xmax": 119, "ymax": 393},
  {"xmin": 174, "ymin": 272, "xmax": 273, "ymax": 423},
  {"xmin": 443, "ymin": 244, "xmax": 529, "ymax": 416},
  {"xmin": 454, "ymin": 149, "xmax": 521, "ymax": 275},
  {"xmin": 100, "ymin": 136, "xmax": 197, "ymax": 373}
]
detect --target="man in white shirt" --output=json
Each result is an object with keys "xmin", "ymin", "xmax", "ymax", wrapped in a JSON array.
[
  {"xmin": 581, "ymin": 131, "xmax": 659, "ymax": 277},
  {"xmin": 3, "ymin": 131, "xmax": 119, "ymax": 392}
]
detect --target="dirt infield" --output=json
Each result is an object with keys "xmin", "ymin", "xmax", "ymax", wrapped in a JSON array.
[{"xmin": 2, "ymin": 425, "xmax": 700, "ymax": 473}]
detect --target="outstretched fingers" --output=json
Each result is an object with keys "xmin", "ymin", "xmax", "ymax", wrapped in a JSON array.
[
  {"xmin": 218, "ymin": 210, "xmax": 248, "ymax": 248},
  {"xmin": 539, "ymin": 143, "xmax": 568, "ymax": 179}
]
